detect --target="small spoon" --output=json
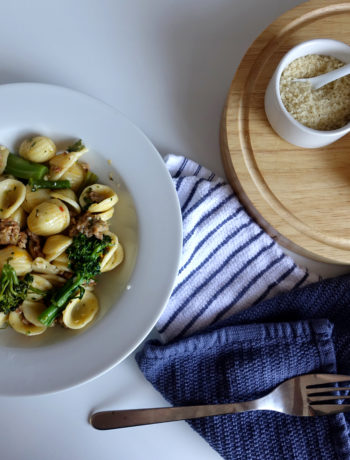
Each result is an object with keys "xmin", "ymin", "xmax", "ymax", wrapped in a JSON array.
[{"xmin": 292, "ymin": 63, "xmax": 350, "ymax": 90}]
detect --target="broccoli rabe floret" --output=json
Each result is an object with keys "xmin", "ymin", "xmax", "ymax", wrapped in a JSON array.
[
  {"xmin": 67, "ymin": 233, "xmax": 112, "ymax": 277},
  {"xmin": 0, "ymin": 262, "xmax": 44, "ymax": 314}
]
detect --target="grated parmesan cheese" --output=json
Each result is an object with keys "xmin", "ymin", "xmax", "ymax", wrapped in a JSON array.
[{"xmin": 279, "ymin": 54, "xmax": 350, "ymax": 131}]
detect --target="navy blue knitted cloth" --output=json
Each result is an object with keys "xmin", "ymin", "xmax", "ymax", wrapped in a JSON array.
[{"xmin": 136, "ymin": 275, "xmax": 350, "ymax": 460}]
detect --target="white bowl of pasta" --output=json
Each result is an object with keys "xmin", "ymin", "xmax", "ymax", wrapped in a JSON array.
[{"xmin": 0, "ymin": 83, "xmax": 182, "ymax": 395}]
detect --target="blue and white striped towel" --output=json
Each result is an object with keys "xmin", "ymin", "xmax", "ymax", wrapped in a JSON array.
[{"xmin": 157, "ymin": 155, "xmax": 319, "ymax": 343}]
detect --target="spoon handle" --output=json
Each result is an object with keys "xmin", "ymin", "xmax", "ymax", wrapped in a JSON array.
[
  {"xmin": 295, "ymin": 63, "xmax": 350, "ymax": 90},
  {"xmin": 313, "ymin": 63, "xmax": 350, "ymax": 90}
]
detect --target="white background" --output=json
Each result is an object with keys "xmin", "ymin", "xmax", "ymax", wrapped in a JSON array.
[{"xmin": 1, "ymin": 1, "xmax": 349, "ymax": 459}]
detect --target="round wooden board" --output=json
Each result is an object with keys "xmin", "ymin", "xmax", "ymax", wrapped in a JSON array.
[{"xmin": 220, "ymin": 0, "xmax": 350, "ymax": 264}]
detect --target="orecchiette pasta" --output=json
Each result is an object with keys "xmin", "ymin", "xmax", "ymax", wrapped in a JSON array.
[
  {"xmin": 49, "ymin": 149, "xmax": 87, "ymax": 180},
  {"xmin": 8, "ymin": 206, "xmax": 27, "ymax": 228},
  {"xmin": 92, "ymin": 207, "xmax": 114, "ymax": 222},
  {"xmin": 0, "ymin": 246, "xmax": 32, "ymax": 276},
  {"xmin": 50, "ymin": 189, "xmax": 81, "ymax": 213},
  {"xmin": 100, "ymin": 231, "xmax": 119, "ymax": 271},
  {"xmin": 60, "ymin": 162, "xmax": 85, "ymax": 192},
  {"xmin": 0, "ymin": 146, "xmax": 9, "ymax": 174},
  {"xmin": 0, "ymin": 312, "xmax": 8, "ymax": 329},
  {"xmin": 101, "ymin": 242, "xmax": 124, "ymax": 273},
  {"xmin": 79, "ymin": 184, "xmax": 118, "ymax": 213},
  {"xmin": 38, "ymin": 273, "xmax": 66, "ymax": 286},
  {"xmin": 27, "ymin": 198, "xmax": 70, "ymax": 236},
  {"xmin": 9, "ymin": 307, "xmax": 46, "ymax": 335},
  {"xmin": 19, "ymin": 136, "xmax": 56, "ymax": 163},
  {"xmin": 82, "ymin": 282, "xmax": 95, "ymax": 292},
  {"xmin": 0, "ymin": 178, "xmax": 26, "ymax": 219},
  {"xmin": 26, "ymin": 275, "xmax": 53, "ymax": 301},
  {"xmin": 32, "ymin": 257, "xmax": 60, "ymax": 275},
  {"xmin": 21, "ymin": 300, "xmax": 48, "ymax": 327},
  {"xmin": 62, "ymin": 291, "xmax": 99, "ymax": 329},
  {"xmin": 52, "ymin": 252, "xmax": 72, "ymax": 272},
  {"xmin": 0, "ymin": 135, "xmax": 124, "ymax": 337},
  {"xmin": 42, "ymin": 234, "xmax": 72, "ymax": 262},
  {"xmin": 22, "ymin": 185, "xmax": 52, "ymax": 213}
]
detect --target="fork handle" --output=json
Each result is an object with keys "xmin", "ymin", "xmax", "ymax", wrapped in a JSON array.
[{"xmin": 90, "ymin": 400, "xmax": 261, "ymax": 430}]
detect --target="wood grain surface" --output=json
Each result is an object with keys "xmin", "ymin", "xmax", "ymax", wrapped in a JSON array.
[{"xmin": 220, "ymin": 0, "xmax": 350, "ymax": 264}]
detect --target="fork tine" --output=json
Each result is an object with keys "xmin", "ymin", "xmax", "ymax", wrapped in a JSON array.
[
  {"xmin": 311, "ymin": 404, "xmax": 350, "ymax": 415},
  {"xmin": 309, "ymin": 395, "xmax": 350, "ymax": 402},
  {"xmin": 305, "ymin": 374, "xmax": 350, "ymax": 388},
  {"xmin": 308, "ymin": 387, "xmax": 350, "ymax": 395}
]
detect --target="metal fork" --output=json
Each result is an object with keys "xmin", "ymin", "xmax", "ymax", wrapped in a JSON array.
[{"xmin": 90, "ymin": 374, "xmax": 350, "ymax": 430}]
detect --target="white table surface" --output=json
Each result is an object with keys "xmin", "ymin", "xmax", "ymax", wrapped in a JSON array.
[{"xmin": 1, "ymin": 1, "xmax": 349, "ymax": 459}]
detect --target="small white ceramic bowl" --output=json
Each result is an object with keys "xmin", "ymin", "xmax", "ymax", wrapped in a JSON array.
[{"xmin": 264, "ymin": 38, "xmax": 350, "ymax": 148}]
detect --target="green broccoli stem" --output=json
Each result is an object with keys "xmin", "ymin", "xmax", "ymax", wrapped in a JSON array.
[
  {"xmin": 38, "ymin": 273, "xmax": 86, "ymax": 326},
  {"xmin": 27, "ymin": 285, "xmax": 47, "ymax": 296},
  {"xmin": 28, "ymin": 178, "xmax": 71, "ymax": 191},
  {"xmin": 4, "ymin": 153, "xmax": 48, "ymax": 180},
  {"xmin": 7, "ymin": 265, "xmax": 19, "ymax": 297}
]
